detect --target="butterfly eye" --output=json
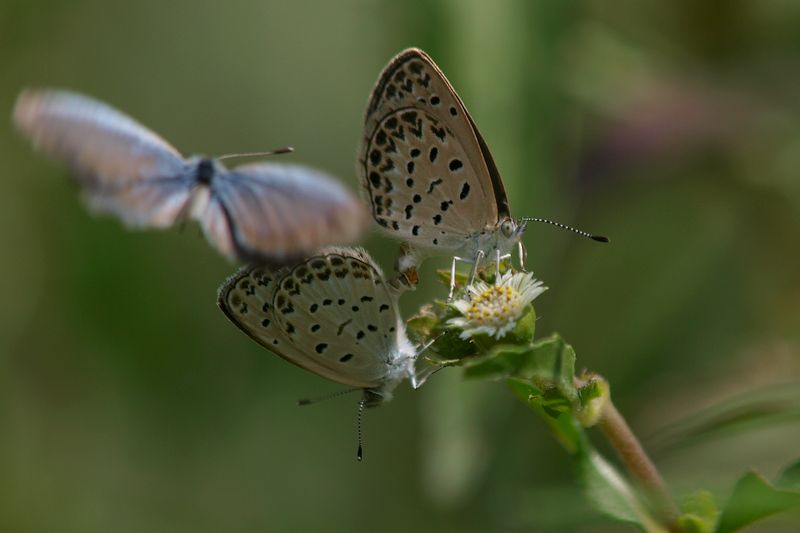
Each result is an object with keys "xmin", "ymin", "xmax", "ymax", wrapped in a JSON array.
[{"xmin": 500, "ymin": 219, "xmax": 516, "ymax": 238}]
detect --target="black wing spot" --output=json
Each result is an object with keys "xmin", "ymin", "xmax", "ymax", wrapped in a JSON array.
[
  {"xmin": 406, "ymin": 162, "xmax": 415, "ymax": 175},
  {"xmin": 311, "ymin": 324, "xmax": 321, "ymax": 332},
  {"xmin": 337, "ymin": 298, "xmax": 345, "ymax": 305},
  {"xmin": 401, "ymin": 110, "xmax": 418, "ymax": 124},
  {"xmin": 413, "ymin": 194, "xmax": 422, "ymax": 203},
  {"xmin": 428, "ymin": 178, "xmax": 443, "ymax": 193},
  {"xmin": 386, "ymin": 116, "xmax": 398, "ymax": 129},
  {"xmin": 369, "ymin": 172, "xmax": 381, "ymax": 188},
  {"xmin": 429, "ymin": 147, "xmax": 438, "ymax": 162},
  {"xmin": 351, "ymin": 305, "xmax": 359, "ymax": 312},
  {"xmin": 375, "ymin": 130, "xmax": 387, "ymax": 146},
  {"xmin": 433, "ymin": 214, "xmax": 442, "ymax": 225},
  {"xmin": 405, "ymin": 205, "xmax": 413, "ymax": 219},
  {"xmin": 430, "ymin": 95, "xmax": 440, "ymax": 105},
  {"xmin": 379, "ymin": 159, "xmax": 395, "ymax": 173},
  {"xmin": 315, "ymin": 343, "xmax": 328, "ymax": 354},
  {"xmin": 361, "ymin": 295, "xmax": 374, "ymax": 302},
  {"xmin": 410, "ymin": 148, "xmax": 421, "ymax": 158},
  {"xmin": 370, "ymin": 150, "xmax": 381, "ymax": 165},
  {"xmin": 286, "ymin": 323, "xmax": 295, "ymax": 334},
  {"xmin": 367, "ymin": 324, "xmax": 378, "ymax": 332},
  {"xmin": 449, "ymin": 106, "xmax": 458, "ymax": 116},
  {"xmin": 262, "ymin": 302, "xmax": 270, "ymax": 312},
  {"xmin": 433, "ymin": 238, "xmax": 438, "ymax": 245},
  {"xmin": 412, "ymin": 225, "xmax": 420, "ymax": 236},
  {"xmin": 339, "ymin": 353, "xmax": 354, "ymax": 363},
  {"xmin": 356, "ymin": 330, "xmax": 365, "ymax": 340},
  {"xmin": 261, "ymin": 318, "xmax": 270, "ymax": 327},
  {"xmin": 460, "ymin": 182, "xmax": 471, "ymax": 200},
  {"xmin": 440, "ymin": 201, "xmax": 452, "ymax": 212},
  {"xmin": 272, "ymin": 339, "xmax": 279, "ymax": 345},
  {"xmin": 379, "ymin": 304, "xmax": 389, "ymax": 312},
  {"xmin": 322, "ymin": 299, "xmax": 332, "ymax": 306},
  {"xmin": 392, "ymin": 221, "xmax": 400, "ymax": 231},
  {"xmin": 449, "ymin": 159, "xmax": 463, "ymax": 172}
]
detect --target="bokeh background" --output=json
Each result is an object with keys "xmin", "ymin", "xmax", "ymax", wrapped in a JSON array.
[{"xmin": 2, "ymin": 0, "xmax": 799, "ymax": 531}]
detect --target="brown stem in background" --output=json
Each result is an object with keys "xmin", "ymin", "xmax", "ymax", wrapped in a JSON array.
[{"xmin": 598, "ymin": 400, "xmax": 681, "ymax": 532}]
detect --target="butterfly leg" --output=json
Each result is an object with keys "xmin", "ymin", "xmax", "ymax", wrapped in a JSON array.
[
  {"xmin": 517, "ymin": 241, "xmax": 528, "ymax": 272},
  {"xmin": 448, "ymin": 256, "xmax": 462, "ymax": 300},
  {"xmin": 466, "ymin": 249, "xmax": 486, "ymax": 290}
]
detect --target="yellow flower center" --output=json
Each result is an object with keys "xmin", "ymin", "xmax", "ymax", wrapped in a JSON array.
[{"xmin": 465, "ymin": 284, "xmax": 522, "ymax": 326}]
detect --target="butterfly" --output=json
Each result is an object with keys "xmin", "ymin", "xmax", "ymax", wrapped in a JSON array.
[
  {"xmin": 358, "ymin": 48, "xmax": 606, "ymax": 293},
  {"xmin": 13, "ymin": 89, "xmax": 367, "ymax": 264},
  {"xmin": 217, "ymin": 247, "xmax": 424, "ymax": 459}
]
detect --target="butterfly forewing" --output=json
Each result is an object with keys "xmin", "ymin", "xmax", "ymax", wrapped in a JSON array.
[
  {"xmin": 360, "ymin": 48, "xmax": 506, "ymax": 248},
  {"xmin": 209, "ymin": 163, "xmax": 368, "ymax": 264},
  {"xmin": 218, "ymin": 248, "xmax": 401, "ymax": 388},
  {"xmin": 14, "ymin": 90, "xmax": 186, "ymax": 190},
  {"xmin": 14, "ymin": 89, "xmax": 192, "ymax": 228}
]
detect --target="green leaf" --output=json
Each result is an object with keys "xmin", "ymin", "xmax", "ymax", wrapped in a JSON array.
[
  {"xmin": 507, "ymin": 377, "xmax": 582, "ymax": 453},
  {"xmin": 777, "ymin": 459, "xmax": 800, "ymax": 490},
  {"xmin": 678, "ymin": 491, "xmax": 718, "ymax": 533},
  {"xmin": 715, "ymin": 468, "xmax": 800, "ymax": 533},
  {"xmin": 430, "ymin": 328, "xmax": 477, "ymax": 360},
  {"xmin": 579, "ymin": 450, "xmax": 668, "ymax": 532},
  {"xmin": 405, "ymin": 309, "xmax": 438, "ymax": 342},
  {"xmin": 464, "ymin": 334, "xmax": 578, "ymax": 404},
  {"xmin": 507, "ymin": 378, "xmax": 664, "ymax": 531}
]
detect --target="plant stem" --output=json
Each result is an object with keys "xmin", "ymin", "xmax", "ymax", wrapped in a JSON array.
[{"xmin": 598, "ymin": 399, "xmax": 680, "ymax": 532}]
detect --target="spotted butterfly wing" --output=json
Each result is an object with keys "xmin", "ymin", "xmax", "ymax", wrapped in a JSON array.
[
  {"xmin": 13, "ymin": 89, "xmax": 191, "ymax": 228},
  {"xmin": 360, "ymin": 48, "xmax": 511, "ymax": 252},
  {"xmin": 217, "ymin": 247, "xmax": 415, "ymax": 392},
  {"xmin": 207, "ymin": 163, "xmax": 368, "ymax": 265}
]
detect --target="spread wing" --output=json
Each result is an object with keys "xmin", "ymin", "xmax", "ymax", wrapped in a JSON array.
[
  {"xmin": 359, "ymin": 48, "xmax": 510, "ymax": 251},
  {"xmin": 13, "ymin": 89, "xmax": 191, "ymax": 228},
  {"xmin": 217, "ymin": 247, "xmax": 402, "ymax": 388},
  {"xmin": 205, "ymin": 163, "xmax": 368, "ymax": 264}
]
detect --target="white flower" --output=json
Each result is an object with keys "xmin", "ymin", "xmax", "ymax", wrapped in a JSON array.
[{"xmin": 448, "ymin": 271, "xmax": 547, "ymax": 340}]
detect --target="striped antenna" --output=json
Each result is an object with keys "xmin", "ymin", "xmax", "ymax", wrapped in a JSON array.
[
  {"xmin": 356, "ymin": 399, "xmax": 366, "ymax": 462},
  {"xmin": 297, "ymin": 387, "xmax": 359, "ymax": 406},
  {"xmin": 520, "ymin": 217, "xmax": 609, "ymax": 243}
]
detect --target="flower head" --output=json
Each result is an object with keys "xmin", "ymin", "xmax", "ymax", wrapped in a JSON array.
[{"xmin": 448, "ymin": 271, "xmax": 547, "ymax": 340}]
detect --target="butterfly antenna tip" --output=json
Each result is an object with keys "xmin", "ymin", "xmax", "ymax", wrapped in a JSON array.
[{"xmin": 356, "ymin": 399, "xmax": 366, "ymax": 462}]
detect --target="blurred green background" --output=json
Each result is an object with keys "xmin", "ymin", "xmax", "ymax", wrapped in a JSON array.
[{"xmin": 2, "ymin": 0, "xmax": 799, "ymax": 531}]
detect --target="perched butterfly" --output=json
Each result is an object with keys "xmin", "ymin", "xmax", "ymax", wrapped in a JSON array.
[
  {"xmin": 13, "ymin": 89, "xmax": 367, "ymax": 263},
  {"xmin": 217, "ymin": 247, "xmax": 425, "ymax": 459},
  {"xmin": 359, "ymin": 48, "xmax": 606, "ymax": 293}
]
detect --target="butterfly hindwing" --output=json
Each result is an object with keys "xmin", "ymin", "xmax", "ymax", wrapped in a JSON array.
[
  {"xmin": 209, "ymin": 163, "xmax": 367, "ymax": 264},
  {"xmin": 218, "ymin": 248, "xmax": 400, "ymax": 389}
]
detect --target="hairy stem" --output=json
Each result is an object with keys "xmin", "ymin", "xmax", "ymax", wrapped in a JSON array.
[{"xmin": 598, "ymin": 400, "xmax": 680, "ymax": 532}]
